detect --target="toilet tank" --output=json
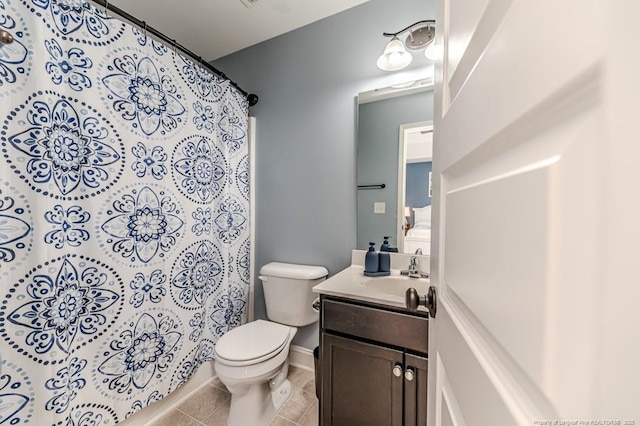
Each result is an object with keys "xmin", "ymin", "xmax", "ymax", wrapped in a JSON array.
[{"xmin": 259, "ymin": 262, "xmax": 328, "ymax": 327}]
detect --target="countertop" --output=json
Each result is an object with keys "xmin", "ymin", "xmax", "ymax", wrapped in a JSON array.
[{"xmin": 312, "ymin": 250, "xmax": 430, "ymax": 310}]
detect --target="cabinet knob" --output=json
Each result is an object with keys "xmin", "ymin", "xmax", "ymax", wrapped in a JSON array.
[
  {"xmin": 393, "ymin": 364, "xmax": 403, "ymax": 377},
  {"xmin": 404, "ymin": 368, "xmax": 415, "ymax": 382}
]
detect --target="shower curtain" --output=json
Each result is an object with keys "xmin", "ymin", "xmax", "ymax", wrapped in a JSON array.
[{"xmin": 0, "ymin": 1, "xmax": 250, "ymax": 424}]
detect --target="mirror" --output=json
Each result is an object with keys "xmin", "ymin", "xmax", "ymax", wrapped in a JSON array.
[{"xmin": 356, "ymin": 81, "xmax": 434, "ymax": 254}]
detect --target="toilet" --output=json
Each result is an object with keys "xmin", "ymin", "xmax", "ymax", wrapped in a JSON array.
[{"xmin": 214, "ymin": 262, "xmax": 328, "ymax": 426}]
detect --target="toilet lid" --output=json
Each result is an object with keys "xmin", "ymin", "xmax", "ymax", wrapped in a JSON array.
[{"xmin": 215, "ymin": 320, "xmax": 291, "ymax": 362}]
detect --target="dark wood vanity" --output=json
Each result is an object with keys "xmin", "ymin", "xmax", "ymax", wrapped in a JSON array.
[{"xmin": 319, "ymin": 295, "xmax": 429, "ymax": 426}]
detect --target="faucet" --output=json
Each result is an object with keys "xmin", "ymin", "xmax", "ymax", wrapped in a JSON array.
[{"xmin": 400, "ymin": 249, "xmax": 429, "ymax": 278}]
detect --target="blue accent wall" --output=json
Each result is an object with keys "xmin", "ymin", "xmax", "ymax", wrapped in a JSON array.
[
  {"xmin": 406, "ymin": 162, "xmax": 432, "ymax": 226},
  {"xmin": 406, "ymin": 162, "xmax": 432, "ymax": 207}
]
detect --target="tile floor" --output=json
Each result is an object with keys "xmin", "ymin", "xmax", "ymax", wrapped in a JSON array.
[{"xmin": 148, "ymin": 365, "xmax": 318, "ymax": 426}]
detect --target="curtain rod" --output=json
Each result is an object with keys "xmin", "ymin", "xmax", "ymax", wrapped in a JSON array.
[{"xmin": 91, "ymin": 0, "xmax": 259, "ymax": 106}]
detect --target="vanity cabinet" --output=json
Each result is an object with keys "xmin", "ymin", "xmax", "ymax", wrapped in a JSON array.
[{"xmin": 319, "ymin": 296, "xmax": 429, "ymax": 426}]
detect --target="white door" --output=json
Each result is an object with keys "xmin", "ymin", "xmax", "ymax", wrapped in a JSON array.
[{"xmin": 428, "ymin": 0, "xmax": 640, "ymax": 424}]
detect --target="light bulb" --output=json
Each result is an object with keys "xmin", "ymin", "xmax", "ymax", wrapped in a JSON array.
[
  {"xmin": 425, "ymin": 42, "xmax": 440, "ymax": 61},
  {"xmin": 376, "ymin": 37, "xmax": 413, "ymax": 71}
]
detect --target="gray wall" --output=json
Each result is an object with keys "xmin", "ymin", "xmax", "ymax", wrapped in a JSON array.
[
  {"xmin": 213, "ymin": 0, "xmax": 434, "ymax": 349},
  {"xmin": 357, "ymin": 91, "xmax": 433, "ymax": 251}
]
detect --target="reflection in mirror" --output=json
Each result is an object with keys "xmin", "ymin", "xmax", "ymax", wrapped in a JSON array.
[
  {"xmin": 399, "ymin": 122, "xmax": 432, "ymax": 255},
  {"xmin": 356, "ymin": 83, "xmax": 434, "ymax": 253}
]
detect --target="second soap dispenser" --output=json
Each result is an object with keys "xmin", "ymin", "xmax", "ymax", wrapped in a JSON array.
[{"xmin": 378, "ymin": 245, "xmax": 390, "ymax": 274}]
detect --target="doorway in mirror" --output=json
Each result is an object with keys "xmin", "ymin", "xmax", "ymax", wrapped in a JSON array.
[{"xmin": 398, "ymin": 121, "xmax": 433, "ymax": 255}]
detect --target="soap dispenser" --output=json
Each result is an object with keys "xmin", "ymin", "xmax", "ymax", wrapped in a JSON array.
[
  {"xmin": 364, "ymin": 242, "xmax": 379, "ymax": 274},
  {"xmin": 378, "ymin": 241, "xmax": 391, "ymax": 273}
]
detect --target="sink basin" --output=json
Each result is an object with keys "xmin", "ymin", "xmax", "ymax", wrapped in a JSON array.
[{"xmin": 361, "ymin": 275, "xmax": 429, "ymax": 299}]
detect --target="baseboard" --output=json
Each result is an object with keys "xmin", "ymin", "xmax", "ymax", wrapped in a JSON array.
[
  {"xmin": 288, "ymin": 344, "xmax": 315, "ymax": 372},
  {"xmin": 120, "ymin": 361, "xmax": 217, "ymax": 425}
]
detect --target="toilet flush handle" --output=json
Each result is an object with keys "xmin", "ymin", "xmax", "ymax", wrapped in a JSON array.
[{"xmin": 258, "ymin": 275, "xmax": 269, "ymax": 282}]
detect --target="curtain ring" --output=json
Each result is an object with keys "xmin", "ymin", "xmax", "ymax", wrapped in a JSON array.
[
  {"xmin": 103, "ymin": 0, "xmax": 108, "ymax": 17},
  {"xmin": 0, "ymin": 30, "xmax": 14, "ymax": 44},
  {"xmin": 171, "ymin": 39, "xmax": 177, "ymax": 55},
  {"xmin": 142, "ymin": 21, "xmax": 147, "ymax": 40}
]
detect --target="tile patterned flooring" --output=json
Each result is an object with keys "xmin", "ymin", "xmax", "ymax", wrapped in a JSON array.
[{"xmin": 148, "ymin": 366, "xmax": 318, "ymax": 426}]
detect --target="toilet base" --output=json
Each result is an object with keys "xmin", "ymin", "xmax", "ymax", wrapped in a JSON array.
[
  {"xmin": 271, "ymin": 378, "xmax": 292, "ymax": 414},
  {"xmin": 227, "ymin": 378, "xmax": 292, "ymax": 426}
]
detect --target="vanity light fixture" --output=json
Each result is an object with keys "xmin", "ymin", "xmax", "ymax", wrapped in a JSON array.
[{"xmin": 376, "ymin": 20, "xmax": 436, "ymax": 72}]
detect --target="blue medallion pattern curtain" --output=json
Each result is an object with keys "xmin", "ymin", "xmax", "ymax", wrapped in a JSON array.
[{"xmin": 0, "ymin": 1, "xmax": 250, "ymax": 424}]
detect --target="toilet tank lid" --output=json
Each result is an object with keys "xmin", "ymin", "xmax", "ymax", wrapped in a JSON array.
[{"xmin": 260, "ymin": 262, "xmax": 328, "ymax": 280}]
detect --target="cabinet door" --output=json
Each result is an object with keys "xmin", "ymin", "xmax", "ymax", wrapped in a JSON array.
[
  {"xmin": 321, "ymin": 333, "xmax": 404, "ymax": 426},
  {"xmin": 403, "ymin": 353, "xmax": 428, "ymax": 426}
]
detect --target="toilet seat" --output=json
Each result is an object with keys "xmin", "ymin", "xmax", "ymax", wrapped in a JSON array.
[{"xmin": 215, "ymin": 320, "xmax": 292, "ymax": 367}]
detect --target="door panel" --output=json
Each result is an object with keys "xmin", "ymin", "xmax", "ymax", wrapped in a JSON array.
[
  {"xmin": 435, "ymin": 355, "xmax": 465, "ymax": 426},
  {"xmin": 445, "ymin": 167, "xmax": 550, "ymax": 381},
  {"xmin": 447, "ymin": 0, "xmax": 513, "ymax": 101},
  {"xmin": 440, "ymin": 396, "xmax": 455, "ymax": 426},
  {"xmin": 439, "ymin": 0, "xmax": 599, "ymax": 146},
  {"xmin": 446, "ymin": 0, "xmax": 490, "ymax": 78},
  {"xmin": 442, "ymin": 102, "xmax": 601, "ymax": 395},
  {"xmin": 435, "ymin": 308, "xmax": 519, "ymax": 424}
]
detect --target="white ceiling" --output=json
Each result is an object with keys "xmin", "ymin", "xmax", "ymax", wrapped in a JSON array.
[{"xmin": 109, "ymin": 0, "xmax": 370, "ymax": 61}]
